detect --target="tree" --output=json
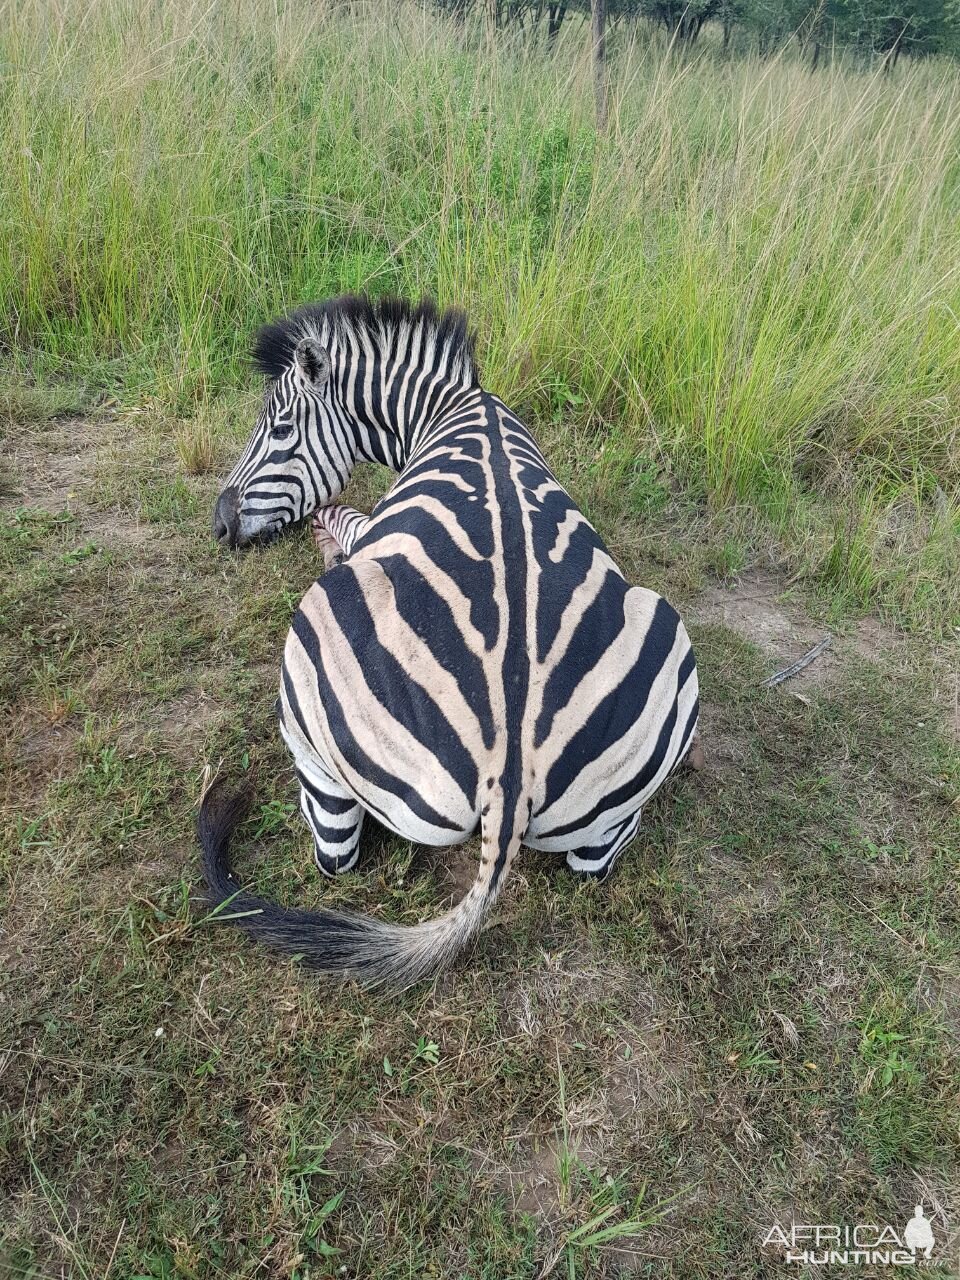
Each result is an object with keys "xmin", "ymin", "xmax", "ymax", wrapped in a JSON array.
[
  {"xmin": 428, "ymin": 0, "xmax": 960, "ymax": 62},
  {"xmin": 592, "ymin": 0, "xmax": 608, "ymax": 127},
  {"xmin": 644, "ymin": 0, "xmax": 723, "ymax": 43},
  {"xmin": 547, "ymin": 2, "xmax": 569, "ymax": 41}
]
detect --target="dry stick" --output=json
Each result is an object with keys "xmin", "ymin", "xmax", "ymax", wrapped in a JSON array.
[
  {"xmin": 103, "ymin": 1220, "xmax": 127, "ymax": 1280},
  {"xmin": 762, "ymin": 635, "xmax": 833, "ymax": 687}
]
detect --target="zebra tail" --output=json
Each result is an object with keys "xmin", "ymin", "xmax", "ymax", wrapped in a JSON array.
[{"xmin": 197, "ymin": 777, "xmax": 522, "ymax": 988}]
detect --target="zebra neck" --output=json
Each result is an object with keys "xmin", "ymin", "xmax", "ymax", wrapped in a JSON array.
[
  {"xmin": 345, "ymin": 380, "xmax": 480, "ymax": 475},
  {"xmin": 393, "ymin": 384, "xmax": 485, "ymax": 466}
]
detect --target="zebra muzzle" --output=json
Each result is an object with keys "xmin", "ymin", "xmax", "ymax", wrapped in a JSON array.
[{"xmin": 213, "ymin": 487, "xmax": 241, "ymax": 549}]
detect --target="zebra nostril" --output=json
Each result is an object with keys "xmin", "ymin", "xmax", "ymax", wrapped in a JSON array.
[{"xmin": 213, "ymin": 487, "xmax": 241, "ymax": 548}]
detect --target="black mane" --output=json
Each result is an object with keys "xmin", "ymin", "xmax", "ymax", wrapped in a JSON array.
[{"xmin": 251, "ymin": 294, "xmax": 479, "ymax": 385}]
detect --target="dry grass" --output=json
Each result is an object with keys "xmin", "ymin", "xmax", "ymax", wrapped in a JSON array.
[{"xmin": 174, "ymin": 419, "xmax": 216, "ymax": 476}]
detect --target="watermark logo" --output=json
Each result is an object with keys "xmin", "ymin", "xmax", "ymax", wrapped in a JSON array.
[
  {"xmin": 904, "ymin": 1206, "xmax": 936, "ymax": 1260},
  {"xmin": 762, "ymin": 1205, "xmax": 937, "ymax": 1266}
]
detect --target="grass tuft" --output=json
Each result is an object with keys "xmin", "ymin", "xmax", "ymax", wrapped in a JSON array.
[{"xmin": 174, "ymin": 419, "xmax": 216, "ymax": 476}]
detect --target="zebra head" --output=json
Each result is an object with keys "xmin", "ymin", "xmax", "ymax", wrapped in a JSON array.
[
  {"xmin": 213, "ymin": 295, "xmax": 478, "ymax": 550},
  {"xmin": 213, "ymin": 333, "xmax": 345, "ymax": 549}
]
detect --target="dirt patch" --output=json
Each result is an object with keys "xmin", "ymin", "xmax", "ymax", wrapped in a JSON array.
[
  {"xmin": 700, "ymin": 849, "xmax": 787, "ymax": 925},
  {"xmin": 694, "ymin": 571, "xmax": 838, "ymax": 688},
  {"xmin": 603, "ymin": 1023, "xmax": 701, "ymax": 1125},
  {"xmin": 81, "ymin": 509, "xmax": 157, "ymax": 551},
  {"xmin": 155, "ymin": 688, "xmax": 224, "ymax": 764},
  {"xmin": 325, "ymin": 1094, "xmax": 443, "ymax": 1177},
  {"xmin": 847, "ymin": 614, "xmax": 901, "ymax": 664},
  {"xmin": 688, "ymin": 701, "xmax": 754, "ymax": 785},
  {"xmin": 693, "ymin": 570, "xmax": 907, "ymax": 694},
  {"xmin": 3, "ymin": 415, "xmax": 189, "ymax": 580},
  {"xmin": 481, "ymin": 962, "xmax": 703, "ymax": 1218},
  {"xmin": 800, "ymin": 942, "xmax": 861, "ymax": 1044},
  {"xmin": 481, "ymin": 1016, "xmax": 702, "ymax": 1223},
  {"xmin": 414, "ymin": 836, "xmax": 481, "ymax": 905},
  {"xmin": 500, "ymin": 953, "xmax": 654, "ymax": 1040},
  {"xmin": 2, "ymin": 418, "xmax": 113, "ymax": 514},
  {"xmin": 504, "ymin": 1132, "xmax": 574, "ymax": 1217},
  {"xmin": 6, "ymin": 711, "xmax": 82, "ymax": 792}
]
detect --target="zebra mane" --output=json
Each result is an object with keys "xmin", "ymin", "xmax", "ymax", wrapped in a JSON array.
[{"xmin": 251, "ymin": 295, "xmax": 479, "ymax": 387}]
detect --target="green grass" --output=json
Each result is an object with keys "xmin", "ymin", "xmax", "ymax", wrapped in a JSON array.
[
  {"xmin": 0, "ymin": 0, "xmax": 958, "ymax": 626},
  {"xmin": 1, "ymin": 391, "xmax": 959, "ymax": 1277}
]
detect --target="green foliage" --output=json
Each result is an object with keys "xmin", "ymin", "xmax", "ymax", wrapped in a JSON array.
[{"xmin": 462, "ymin": 0, "xmax": 960, "ymax": 57}]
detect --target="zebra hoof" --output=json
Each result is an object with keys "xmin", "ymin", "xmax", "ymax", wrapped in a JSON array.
[
  {"xmin": 311, "ymin": 520, "xmax": 345, "ymax": 570},
  {"xmin": 685, "ymin": 734, "xmax": 705, "ymax": 772},
  {"xmin": 314, "ymin": 846, "xmax": 359, "ymax": 877},
  {"xmin": 565, "ymin": 852, "xmax": 618, "ymax": 882}
]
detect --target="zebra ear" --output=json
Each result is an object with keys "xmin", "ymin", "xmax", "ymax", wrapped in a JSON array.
[{"xmin": 294, "ymin": 337, "xmax": 331, "ymax": 389}]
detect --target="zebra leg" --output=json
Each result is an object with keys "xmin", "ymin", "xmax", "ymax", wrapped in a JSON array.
[
  {"xmin": 564, "ymin": 808, "xmax": 643, "ymax": 882},
  {"xmin": 310, "ymin": 504, "xmax": 371, "ymax": 569},
  {"xmin": 296, "ymin": 765, "xmax": 364, "ymax": 877},
  {"xmin": 311, "ymin": 519, "xmax": 344, "ymax": 571}
]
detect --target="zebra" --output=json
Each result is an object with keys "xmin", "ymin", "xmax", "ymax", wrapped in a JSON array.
[{"xmin": 201, "ymin": 295, "xmax": 699, "ymax": 986}]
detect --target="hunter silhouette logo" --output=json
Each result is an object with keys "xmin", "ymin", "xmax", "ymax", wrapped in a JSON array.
[
  {"xmin": 904, "ymin": 1206, "xmax": 935, "ymax": 1260},
  {"xmin": 762, "ymin": 1205, "xmax": 938, "ymax": 1265}
]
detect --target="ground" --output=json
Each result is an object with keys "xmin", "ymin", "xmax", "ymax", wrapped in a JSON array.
[{"xmin": 1, "ymin": 405, "xmax": 958, "ymax": 1279}]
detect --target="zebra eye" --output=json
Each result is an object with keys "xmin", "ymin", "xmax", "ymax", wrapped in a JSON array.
[{"xmin": 271, "ymin": 418, "xmax": 295, "ymax": 440}]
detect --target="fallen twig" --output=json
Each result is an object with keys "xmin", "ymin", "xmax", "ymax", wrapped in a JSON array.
[{"xmin": 763, "ymin": 635, "xmax": 832, "ymax": 687}]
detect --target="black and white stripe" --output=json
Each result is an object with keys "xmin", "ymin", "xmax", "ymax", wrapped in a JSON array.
[{"xmin": 201, "ymin": 296, "xmax": 699, "ymax": 985}]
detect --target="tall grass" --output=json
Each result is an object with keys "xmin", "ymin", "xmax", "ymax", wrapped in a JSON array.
[{"xmin": 1, "ymin": 0, "xmax": 958, "ymax": 625}]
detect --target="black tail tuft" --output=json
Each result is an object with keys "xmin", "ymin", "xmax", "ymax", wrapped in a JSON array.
[
  {"xmin": 196, "ymin": 775, "xmax": 512, "ymax": 986},
  {"xmin": 197, "ymin": 777, "xmax": 392, "ymax": 978},
  {"xmin": 197, "ymin": 776, "xmax": 255, "ymax": 901}
]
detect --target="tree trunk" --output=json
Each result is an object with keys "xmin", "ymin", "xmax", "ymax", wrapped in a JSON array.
[
  {"xmin": 547, "ymin": 2, "xmax": 567, "ymax": 43},
  {"xmin": 592, "ymin": 0, "xmax": 608, "ymax": 130}
]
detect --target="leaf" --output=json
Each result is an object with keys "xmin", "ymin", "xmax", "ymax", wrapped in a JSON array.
[
  {"xmin": 316, "ymin": 1190, "xmax": 346, "ymax": 1218},
  {"xmin": 566, "ymin": 1203, "xmax": 620, "ymax": 1242}
]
